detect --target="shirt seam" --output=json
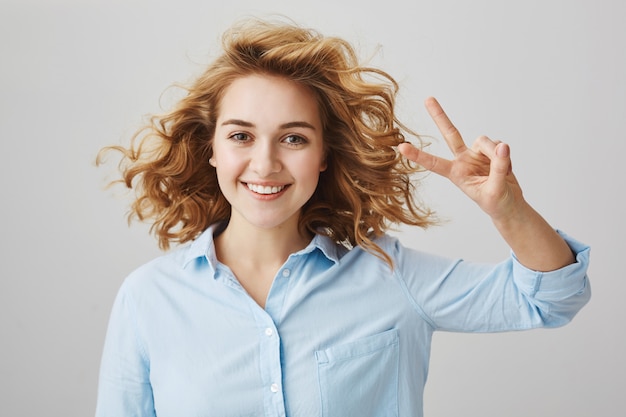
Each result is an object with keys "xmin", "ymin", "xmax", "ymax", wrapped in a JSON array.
[
  {"xmin": 122, "ymin": 285, "xmax": 151, "ymax": 368},
  {"xmin": 392, "ymin": 268, "xmax": 438, "ymax": 331}
]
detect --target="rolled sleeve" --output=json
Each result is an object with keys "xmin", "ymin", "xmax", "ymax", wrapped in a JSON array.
[{"xmin": 511, "ymin": 230, "xmax": 591, "ymax": 327}]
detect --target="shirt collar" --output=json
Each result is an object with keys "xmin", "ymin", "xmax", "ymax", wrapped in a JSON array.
[
  {"xmin": 308, "ymin": 232, "xmax": 345, "ymax": 264},
  {"xmin": 182, "ymin": 223, "xmax": 344, "ymax": 270},
  {"xmin": 181, "ymin": 223, "xmax": 222, "ymax": 269}
]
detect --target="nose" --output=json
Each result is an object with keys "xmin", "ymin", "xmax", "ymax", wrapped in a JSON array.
[{"xmin": 249, "ymin": 140, "xmax": 282, "ymax": 177}]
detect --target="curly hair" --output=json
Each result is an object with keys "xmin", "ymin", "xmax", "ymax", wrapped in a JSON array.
[{"xmin": 97, "ymin": 18, "xmax": 437, "ymax": 267}]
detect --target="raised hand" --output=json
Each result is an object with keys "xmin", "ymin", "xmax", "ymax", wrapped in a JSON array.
[
  {"xmin": 399, "ymin": 97, "xmax": 575, "ymax": 271},
  {"xmin": 398, "ymin": 97, "xmax": 523, "ymax": 222}
]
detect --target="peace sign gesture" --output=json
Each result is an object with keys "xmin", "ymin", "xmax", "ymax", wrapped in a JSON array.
[
  {"xmin": 399, "ymin": 97, "xmax": 575, "ymax": 271},
  {"xmin": 398, "ymin": 97, "xmax": 522, "ymax": 222}
]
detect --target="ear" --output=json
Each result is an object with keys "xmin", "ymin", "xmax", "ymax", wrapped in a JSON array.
[
  {"xmin": 320, "ymin": 147, "xmax": 328, "ymax": 172},
  {"xmin": 209, "ymin": 157, "xmax": 217, "ymax": 167}
]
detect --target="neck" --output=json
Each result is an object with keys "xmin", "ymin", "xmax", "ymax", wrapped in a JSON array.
[{"xmin": 215, "ymin": 217, "xmax": 312, "ymax": 269}]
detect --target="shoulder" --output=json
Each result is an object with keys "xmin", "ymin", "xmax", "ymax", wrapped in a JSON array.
[
  {"xmin": 371, "ymin": 233, "xmax": 450, "ymax": 262},
  {"xmin": 367, "ymin": 233, "xmax": 462, "ymax": 279},
  {"xmin": 119, "ymin": 240, "xmax": 207, "ymax": 296}
]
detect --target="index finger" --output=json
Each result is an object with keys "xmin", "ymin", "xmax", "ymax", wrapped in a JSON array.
[{"xmin": 425, "ymin": 97, "xmax": 467, "ymax": 156}]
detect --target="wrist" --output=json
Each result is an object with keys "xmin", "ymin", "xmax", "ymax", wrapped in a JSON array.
[{"xmin": 490, "ymin": 199, "xmax": 533, "ymax": 232}]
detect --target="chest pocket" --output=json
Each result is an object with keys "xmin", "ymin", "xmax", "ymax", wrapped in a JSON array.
[{"xmin": 315, "ymin": 329, "xmax": 399, "ymax": 417}]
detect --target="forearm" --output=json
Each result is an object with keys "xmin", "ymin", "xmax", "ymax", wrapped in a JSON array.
[{"xmin": 492, "ymin": 200, "xmax": 575, "ymax": 272}]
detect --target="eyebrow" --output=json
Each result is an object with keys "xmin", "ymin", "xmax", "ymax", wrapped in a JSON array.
[{"xmin": 220, "ymin": 119, "xmax": 317, "ymax": 130}]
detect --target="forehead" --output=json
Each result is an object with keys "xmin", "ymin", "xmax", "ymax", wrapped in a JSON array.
[{"xmin": 217, "ymin": 74, "xmax": 322, "ymax": 127}]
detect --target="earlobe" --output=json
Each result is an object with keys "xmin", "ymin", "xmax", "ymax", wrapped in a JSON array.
[{"xmin": 209, "ymin": 157, "xmax": 216, "ymax": 167}]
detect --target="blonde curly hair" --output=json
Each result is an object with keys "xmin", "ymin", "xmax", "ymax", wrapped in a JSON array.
[{"xmin": 98, "ymin": 18, "xmax": 436, "ymax": 266}]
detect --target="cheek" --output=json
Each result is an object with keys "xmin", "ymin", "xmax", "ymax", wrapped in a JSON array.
[
  {"xmin": 297, "ymin": 158, "xmax": 326, "ymax": 184},
  {"xmin": 213, "ymin": 147, "xmax": 242, "ymax": 172},
  {"xmin": 212, "ymin": 157, "xmax": 243, "ymax": 191},
  {"xmin": 294, "ymin": 147, "xmax": 326, "ymax": 174}
]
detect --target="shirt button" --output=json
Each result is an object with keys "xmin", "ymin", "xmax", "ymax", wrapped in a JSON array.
[
  {"xmin": 282, "ymin": 269, "xmax": 290, "ymax": 277},
  {"xmin": 270, "ymin": 383, "xmax": 279, "ymax": 393},
  {"xmin": 264, "ymin": 328, "xmax": 273, "ymax": 336}
]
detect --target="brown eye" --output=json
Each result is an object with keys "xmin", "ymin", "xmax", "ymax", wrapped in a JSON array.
[
  {"xmin": 229, "ymin": 132, "xmax": 250, "ymax": 142},
  {"xmin": 283, "ymin": 135, "xmax": 307, "ymax": 146}
]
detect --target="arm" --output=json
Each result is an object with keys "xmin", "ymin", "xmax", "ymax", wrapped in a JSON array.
[
  {"xmin": 398, "ymin": 97, "xmax": 574, "ymax": 272},
  {"xmin": 390, "ymin": 232, "xmax": 590, "ymax": 332},
  {"xmin": 95, "ymin": 284, "xmax": 156, "ymax": 417}
]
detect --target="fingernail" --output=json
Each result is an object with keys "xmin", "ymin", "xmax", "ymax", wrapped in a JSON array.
[{"xmin": 496, "ymin": 143, "xmax": 509, "ymax": 157}]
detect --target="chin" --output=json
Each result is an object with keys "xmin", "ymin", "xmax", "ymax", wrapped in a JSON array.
[{"xmin": 240, "ymin": 212, "xmax": 300, "ymax": 231}]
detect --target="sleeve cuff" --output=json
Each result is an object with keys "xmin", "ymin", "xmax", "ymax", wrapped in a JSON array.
[{"xmin": 511, "ymin": 230, "xmax": 590, "ymax": 300}]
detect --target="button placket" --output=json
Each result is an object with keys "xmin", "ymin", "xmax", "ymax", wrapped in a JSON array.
[
  {"xmin": 255, "ymin": 259, "xmax": 299, "ymax": 416},
  {"xmin": 255, "ymin": 316, "xmax": 284, "ymax": 415}
]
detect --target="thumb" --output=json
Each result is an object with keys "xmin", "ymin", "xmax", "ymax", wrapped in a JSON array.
[{"xmin": 490, "ymin": 142, "xmax": 512, "ymax": 179}]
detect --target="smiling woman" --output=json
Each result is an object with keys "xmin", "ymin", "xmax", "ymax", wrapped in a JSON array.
[
  {"xmin": 209, "ymin": 74, "xmax": 329, "ymax": 306},
  {"xmin": 96, "ymin": 18, "xmax": 435, "ymax": 267},
  {"xmin": 95, "ymin": 17, "xmax": 590, "ymax": 417},
  {"xmin": 210, "ymin": 74, "xmax": 327, "ymax": 247}
]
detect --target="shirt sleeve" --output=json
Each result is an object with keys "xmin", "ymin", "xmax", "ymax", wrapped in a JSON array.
[
  {"xmin": 95, "ymin": 281, "xmax": 156, "ymax": 417},
  {"xmin": 392, "ymin": 230, "xmax": 591, "ymax": 332}
]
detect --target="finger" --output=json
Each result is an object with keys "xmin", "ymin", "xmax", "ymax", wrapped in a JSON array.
[
  {"xmin": 470, "ymin": 135, "xmax": 498, "ymax": 157},
  {"xmin": 489, "ymin": 142, "xmax": 512, "ymax": 182},
  {"xmin": 398, "ymin": 142, "xmax": 452, "ymax": 177},
  {"xmin": 469, "ymin": 135, "xmax": 511, "ymax": 175},
  {"xmin": 470, "ymin": 136, "xmax": 511, "ymax": 170},
  {"xmin": 425, "ymin": 97, "xmax": 467, "ymax": 156}
]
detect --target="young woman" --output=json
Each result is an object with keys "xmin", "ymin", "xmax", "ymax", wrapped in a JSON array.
[{"xmin": 95, "ymin": 18, "xmax": 590, "ymax": 417}]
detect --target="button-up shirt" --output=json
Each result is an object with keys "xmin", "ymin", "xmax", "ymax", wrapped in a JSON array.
[{"xmin": 96, "ymin": 224, "xmax": 590, "ymax": 417}]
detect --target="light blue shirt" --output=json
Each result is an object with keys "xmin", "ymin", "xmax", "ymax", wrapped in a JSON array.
[{"xmin": 96, "ymin": 224, "xmax": 590, "ymax": 417}]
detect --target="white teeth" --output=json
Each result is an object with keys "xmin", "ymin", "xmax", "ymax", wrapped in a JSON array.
[{"xmin": 247, "ymin": 183, "xmax": 286, "ymax": 195}]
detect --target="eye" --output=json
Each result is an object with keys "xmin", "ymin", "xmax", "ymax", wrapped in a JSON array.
[
  {"xmin": 228, "ymin": 132, "xmax": 251, "ymax": 143},
  {"xmin": 282, "ymin": 134, "xmax": 307, "ymax": 146}
]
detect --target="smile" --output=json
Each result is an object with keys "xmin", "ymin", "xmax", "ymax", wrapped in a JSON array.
[{"xmin": 246, "ymin": 183, "xmax": 287, "ymax": 195}]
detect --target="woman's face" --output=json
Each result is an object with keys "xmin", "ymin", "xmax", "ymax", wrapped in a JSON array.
[{"xmin": 211, "ymin": 74, "xmax": 327, "ymax": 232}]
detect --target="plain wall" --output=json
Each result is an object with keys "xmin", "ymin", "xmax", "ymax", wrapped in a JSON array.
[{"xmin": 0, "ymin": 0, "xmax": 623, "ymax": 415}]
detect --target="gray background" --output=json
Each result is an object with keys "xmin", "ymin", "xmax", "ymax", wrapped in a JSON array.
[{"xmin": 1, "ymin": 0, "xmax": 623, "ymax": 416}]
